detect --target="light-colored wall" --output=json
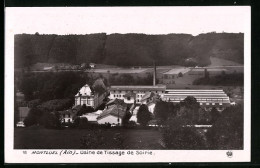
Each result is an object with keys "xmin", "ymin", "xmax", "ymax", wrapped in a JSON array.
[
  {"xmin": 75, "ymin": 92, "xmax": 107, "ymax": 109},
  {"xmin": 97, "ymin": 115, "xmax": 122, "ymax": 125},
  {"xmin": 148, "ymin": 103, "xmax": 156, "ymax": 114},
  {"xmin": 61, "ymin": 114, "xmax": 73, "ymax": 123},
  {"xmin": 109, "ymin": 90, "xmax": 164, "ymax": 104}
]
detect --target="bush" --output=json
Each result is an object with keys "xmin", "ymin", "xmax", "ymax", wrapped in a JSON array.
[
  {"xmin": 80, "ymin": 129, "xmax": 126, "ymax": 149},
  {"xmin": 44, "ymin": 111, "xmax": 62, "ymax": 129},
  {"xmin": 78, "ymin": 117, "xmax": 89, "ymax": 129},
  {"xmin": 206, "ymin": 105, "xmax": 243, "ymax": 149},
  {"xmin": 137, "ymin": 104, "xmax": 152, "ymax": 126},
  {"xmin": 162, "ymin": 117, "xmax": 205, "ymax": 149},
  {"xmin": 24, "ymin": 107, "xmax": 43, "ymax": 127}
]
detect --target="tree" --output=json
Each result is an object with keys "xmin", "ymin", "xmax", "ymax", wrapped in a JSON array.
[
  {"xmin": 178, "ymin": 96, "xmax": 200, "ymax": 124},
  {"xmin": 137, "ymin": 104, "xmax": 152, "ymax": 126},
  {"xmin": 154, "ymin": 101, "xmax": 176, "ymax": 124},
  {"xmin": 178, "ymin": 72, "xmax": 183, "ymax": 77},
  {"xmin": 210, "ymin": 107, "xmax": 220, "ymax": 124},
  {"xmin": 204, "ymin": 68, "xmax": 209, "ymax": 79},
  {"xmin": 122, "ymin": 111, "xmax": 132, "ymax": 126},
  {"xmin": 206, "ymin": 104, "xmax": 243, "ymax": 149},
  {"xmin": 39, "ymin": 98, "xmax": 72, "ymax": 111},
  {"xmin": 78, "ymin": 117, "xmax": 89, "ymax": 128},
  {"xmin": 163, "ymin": 116, "xmax": 205, "ymax": 149},
  {"xmin": 180, "ymin": 96, "xmax": 200, "ymax": 110},
  {"xmin": 44, "ymin": 111, "xmax": 62, "ymax": 129},
  {"xmin": 76, "ymin": 104, "xmax": 94, "ymax": 116},
  {"xmin": 24, "ymin": 107, "xmax": 43, "ymax": 126}
]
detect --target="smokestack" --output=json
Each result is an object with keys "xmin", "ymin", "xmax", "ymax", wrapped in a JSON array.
[{"xmin": 153, "ymin": 60, "xmax": 157, "ymax": 86}]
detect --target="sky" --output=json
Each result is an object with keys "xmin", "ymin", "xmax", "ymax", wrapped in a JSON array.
[{"xmin": 6, "ymin": 6, "xmax": 250, "ymax": 35}]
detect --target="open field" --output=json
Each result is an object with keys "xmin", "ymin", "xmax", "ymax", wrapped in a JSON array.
[{"xmin": 14, "ymin": 127, "xmax": 163, "ymax": 149}]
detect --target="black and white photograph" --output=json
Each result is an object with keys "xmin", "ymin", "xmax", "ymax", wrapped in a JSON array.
[{"xmin": 5, "ymin": 6, "xmax": 251, "ymax": 163}]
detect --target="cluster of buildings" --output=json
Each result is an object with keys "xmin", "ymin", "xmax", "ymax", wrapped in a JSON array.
[
  {"xmin": 16, "ymin": 64, "xmax": 233, "ymax": 127},
  {"xmin": 60, "ymin": 70, "xmax": 231, "ymax": 125}
]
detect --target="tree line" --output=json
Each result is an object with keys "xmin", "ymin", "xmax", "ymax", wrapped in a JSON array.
[
  {"xmin": 15, "ymin": 33, "xmax": 243, "ymax": 68},
  {"xmin": 193, "ymin": 71, "xmax": 244, "ymax": 86}
]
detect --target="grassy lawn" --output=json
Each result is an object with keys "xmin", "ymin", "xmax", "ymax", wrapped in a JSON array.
[{"xmin": 14, "ymin": 126, "xmax": 163, "ymax": 149}]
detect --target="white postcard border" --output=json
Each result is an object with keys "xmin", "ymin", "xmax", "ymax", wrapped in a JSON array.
[{"xmin": 4, "ymin": 6, "xmax": 251, "ymax": 163}]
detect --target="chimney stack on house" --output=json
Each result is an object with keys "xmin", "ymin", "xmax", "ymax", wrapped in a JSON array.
[{"xmin": 153, "ymin": 60, "xmax": 157, "ymax": 86}]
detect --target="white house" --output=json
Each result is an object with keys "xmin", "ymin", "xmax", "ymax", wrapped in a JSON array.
[
  {"xmin": 59, "ymin": 109, "xmax": 77, "ymax": 123},
  {"xmin": 74, "ymin": 79, "xmax": 107, "ymax": 110}
]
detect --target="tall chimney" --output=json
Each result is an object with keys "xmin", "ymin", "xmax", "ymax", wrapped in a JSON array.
[{"xmin": 153, "ymin": 60, "xmax": 156, "ymax": 86}]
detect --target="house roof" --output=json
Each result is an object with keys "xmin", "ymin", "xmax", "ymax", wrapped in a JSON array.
[
  {"xmin": 163, "ymin": 68, "xmax": 190, "ymax": 75},
  {"xmin": 141, "ymin": 92, "xmax": 155, "ymax": 101},
  {"xmin": 106, "ymin": 98, "xmax": 124, "ymax": 106},
  {"xmin": 81, "ymin": 114, "xmax": 98, "ymax": 122},
  {"xmin": 129, "ymin": 103, "xmax": 136, "ymax": 112},
  {"xmin": 92, "ymin": 78, "xmax": 106, "ymax": 91},
  {"xmin": 75, "ymin": 78, "xmax": 107, "ymax": 96},
  {"xmin": 110, "ymin": 85, "xmax": 166, "ymax": 91},
  {"xmin": 147, "ymin": 101, "xmax": 157, "ymax": 107},
  {"xmin": 97, "ymin": 104, "xmax": 127, "ymax": 120}
]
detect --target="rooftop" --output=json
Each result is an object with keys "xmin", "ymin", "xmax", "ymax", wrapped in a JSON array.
[
  {"xmin": 97, "ymin": 104, "xmax": 127, "ymax": 120},
  {"xmin": 163, "ymin": 68, "xmax": 190, "ymax": 75},
  {"xmin": 106, "ymin": 98, "xmax": 125, "ymax": 106},
  {"xmin": 191, "ymin": 68, "xmax": 227, "ymax": 72},
  {"xmin": 110, "ymin": 85, "xmax": 166, "ymax": 91}
]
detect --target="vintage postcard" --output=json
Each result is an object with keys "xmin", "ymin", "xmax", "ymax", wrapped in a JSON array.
[{"xmin": 5, "ymin": 6, "xmax": 251, "ymax": 163}]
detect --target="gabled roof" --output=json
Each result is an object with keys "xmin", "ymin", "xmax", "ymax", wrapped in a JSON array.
[
  {"xmin": 97, "ymin": 104, "xmax": 127, "ymax": 120},
  {"xmin": 129, "ymin": 103, "xmax": 136, "ymax": 112},
  {"xmin": 75, "ymin": 78, "xmax": 107, "ymax": 96},
  {"xmin": 106, "ymin": 98, "xmax": 124, "ymax": 106},
  {"xmin": 92, "ymin": 78, "xmax": 106, "ymax": 91},
  {"xmin": 141, "ymin": 92, "xmax": 156, "ymax": 102}
]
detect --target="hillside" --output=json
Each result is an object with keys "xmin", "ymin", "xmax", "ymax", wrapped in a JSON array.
[{"xmin": 14, "ymin": 33, "xmax": 244, "ymax": 68}]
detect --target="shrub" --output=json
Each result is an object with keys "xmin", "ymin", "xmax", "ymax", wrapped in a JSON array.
[
  {"xmin": 80, "ymin": 129, "xmax": 126, "ymax": 149},
  {"xmin": 137, "ymin": 104, "xmax": 152, "ymax": 126},
  {"xmin": 162, "ymin": 117, "xmax": 205, "ymax": 149}
]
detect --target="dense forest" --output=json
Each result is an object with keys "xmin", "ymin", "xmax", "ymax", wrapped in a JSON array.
[{"xmin": 15, "ymin": 33, "xmax": 244, "ymax": 68}]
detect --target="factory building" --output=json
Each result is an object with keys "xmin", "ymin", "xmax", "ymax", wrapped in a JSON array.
[
  {"xmin": 163, "ymin": 89, "xmax": 230, "ymax": 111},
  {"xmin": 109, "ymin": 62, "xmax": 231, "ymax": 110},
  {"xmin": 109, "ymin": 85, "xmax": 166, "ymax": 104}
]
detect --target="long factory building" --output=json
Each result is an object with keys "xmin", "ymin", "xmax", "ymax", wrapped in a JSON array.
[{"xmin": 109, "ymin": 86, "xmax": 230, "ymax": 111}]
